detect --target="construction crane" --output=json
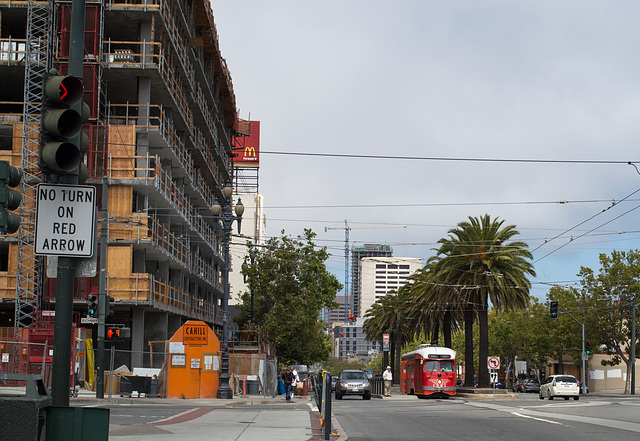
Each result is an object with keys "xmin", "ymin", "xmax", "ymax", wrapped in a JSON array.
[{"xmin": 324, "ymin": 221, "xmax": 406, "ymax": 323}]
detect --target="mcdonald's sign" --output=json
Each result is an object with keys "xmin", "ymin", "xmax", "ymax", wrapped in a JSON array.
[{"xmin": 233, "ymin": 121, "xmax": 260, "ymax": 166}]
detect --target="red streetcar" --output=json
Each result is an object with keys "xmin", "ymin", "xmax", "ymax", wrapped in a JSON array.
[{"xmin": 400, "ymin": 345, "xmax": 457, "ymax": 398}]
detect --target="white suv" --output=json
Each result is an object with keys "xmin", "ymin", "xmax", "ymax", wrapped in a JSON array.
[{"xmin": 539, "ymin": 374, "xmax": 579, "ymax": 400}]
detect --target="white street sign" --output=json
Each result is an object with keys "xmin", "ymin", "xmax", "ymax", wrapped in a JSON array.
[
  {"xmin": 488, "ymin": 356, "xmax": 500, "ymax": 370},
  {"xmin": 35, "ymin": 184, "xmax": 96, "ymax": 257},
  {"xmin": 81, "ymin": 317, "xmax": 98, "ymax": 324}
]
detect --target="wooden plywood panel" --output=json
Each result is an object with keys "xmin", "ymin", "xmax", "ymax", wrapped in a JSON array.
[
  {"xmin": 108, "ymin": 186, "xmax": 133, "ymax": 215},
  {"xmin": 108, "ymin": 125, "xmax": 136, "ymax": 178},
  {"xmin": 107, "ymin": 245, "xmax": 132, "ymax": 276}
]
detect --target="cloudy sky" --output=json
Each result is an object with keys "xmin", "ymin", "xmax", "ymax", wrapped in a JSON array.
[{"xmin": 213, "ymin": 1, "xmax": 640, "ymax": 301}]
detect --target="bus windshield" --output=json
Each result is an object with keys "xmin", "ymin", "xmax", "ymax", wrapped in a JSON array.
[{"xmin": 424, "ymin": 360, "xmax": 454, "ymax": 373}]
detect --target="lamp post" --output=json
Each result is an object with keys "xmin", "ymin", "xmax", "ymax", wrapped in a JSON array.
[{"xmin": 211, "ymin": 182, "xmax": 243, "ymax": 399}]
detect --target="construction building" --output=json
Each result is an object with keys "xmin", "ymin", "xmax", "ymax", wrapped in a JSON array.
[
  {"xmin": 350, "ymin": 244, "xmax": 392, "ymax": 318},
  {"xmin": 0, "ymin": 0, "xmax": 253, "ymax": 373}
]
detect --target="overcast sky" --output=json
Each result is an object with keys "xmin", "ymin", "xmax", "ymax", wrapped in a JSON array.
[{"xmin": 213, "ymin": 1, "xmax": 640, "ymax": 301}]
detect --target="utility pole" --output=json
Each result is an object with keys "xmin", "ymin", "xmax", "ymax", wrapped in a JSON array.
[
  {"xmin": 96, "ymin": 177, "xmax": 108, "ymax": 398},
  {"xmin": 632, "ymin": 295, "xmax": 636, "ymax": 395}
]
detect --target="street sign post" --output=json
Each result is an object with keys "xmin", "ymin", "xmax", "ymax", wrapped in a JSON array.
[{"xmin": 34, "ymin": 184, "xmax": 96, "ymax": 257}]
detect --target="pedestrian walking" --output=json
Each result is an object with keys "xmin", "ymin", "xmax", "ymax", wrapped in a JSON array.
[
  {"xmin": 383, "ymin": 366, "xmax": 393, "ymax": 396},
  {"xmin": 291, "ymin": 367, "xmax": 300, "ymax": 399},
  {"xmin": 282, "ymin": 367, "xmax": 294, "ymax": 402}
]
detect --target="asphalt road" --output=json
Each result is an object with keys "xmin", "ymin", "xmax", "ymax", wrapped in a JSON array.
[{"xmin": 331, "ymin": 393, "xmax": 640, "ymax": 441}]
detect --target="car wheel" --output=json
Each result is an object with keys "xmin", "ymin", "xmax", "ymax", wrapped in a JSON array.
[
  {"xmin": 574, "ymin": 396, "xmax": 579, "ymax": 401},
  {"xmin": 548, "ymin": 391, "xmax": 553, "ymax": 400},
  {"xmin": 364, "ymin": 393, "xmax": 371, "ymax": 400},
  {"xmin": 335, "ymin": 391, "xmax": 342, "ymax": 400},
  {"xmin": 564, "ymin": 396, "xmax": 569, "ymax": 400}
]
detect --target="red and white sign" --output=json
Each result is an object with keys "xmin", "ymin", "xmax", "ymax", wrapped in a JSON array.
[
  {"xmin": 383, "ymin": 334, "xmax": 390, "ymax": 343},
  {"xmin": 488, "ymin": 357, "xmax": 500, "ymax": 370},
  {"xmin": 233, "ymin": 121, "xmax": 260, "ymax": 166}
]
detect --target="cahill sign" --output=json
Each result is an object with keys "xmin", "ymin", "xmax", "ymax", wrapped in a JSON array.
[{"xmin": 183, "ymin": 323, "xmax": 208, "ymax": 345}]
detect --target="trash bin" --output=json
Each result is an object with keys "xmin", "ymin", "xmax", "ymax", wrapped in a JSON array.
[
  {"xmin": 148, "ymin": 378, "xmax": 159, "ymax": 397},
  {"xmin": 46, "ymin": 407, "xmax": 110, "ymax": 441},
  {"xmin": 246, "ymin": 380, "xmax": 259, "ymax": 395},
  {"xmin": 120, "ymin": 376, "xmax": 132, "ymax": 397},
  {"xmin": 0, "ymin": 373, "xmax": 51, "ymax": 441},
  {"xmin": 278, "ymin": 379, "xmax": 285, "ymax": 395}
]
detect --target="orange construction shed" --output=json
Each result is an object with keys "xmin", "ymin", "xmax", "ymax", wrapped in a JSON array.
[{"xmin": 166, "ymin": 320, "xmax": 220, "ymax": 399}]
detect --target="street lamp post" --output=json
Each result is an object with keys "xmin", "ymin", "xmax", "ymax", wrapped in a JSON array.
[{"xmin": 211, "ymin": 182, "xmax": 243, "ymax": 399}]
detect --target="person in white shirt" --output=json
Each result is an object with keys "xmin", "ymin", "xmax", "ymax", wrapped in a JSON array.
[
  {"xmin": 291, "ymin": 368, "xmax": 300, "ymax": 399},
  {"xmin": 383, "ymin": 366, "xmax": 393, "ymax": 396}
]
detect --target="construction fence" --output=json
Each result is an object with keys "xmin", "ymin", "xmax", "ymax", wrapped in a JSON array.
[{"xmin": 0, "ymin": 339, "xmax": 277, "ymax": 399}]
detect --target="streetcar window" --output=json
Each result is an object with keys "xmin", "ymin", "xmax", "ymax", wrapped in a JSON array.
[
  {"xmin": 423, "ymin": 360, "xmax": 439, "ymax": 372},
  {"xmin": 440, "ymin": 360, "xmax": 454, "ymax": 372},
  {"xmin": 423, "ymin": 360, "xmax": 454, "ymax": 372}
]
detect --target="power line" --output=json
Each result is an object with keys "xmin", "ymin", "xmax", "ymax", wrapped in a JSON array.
[{"xmin": 261, "ymin": 150, "xmax": 639, "ymax": 165}]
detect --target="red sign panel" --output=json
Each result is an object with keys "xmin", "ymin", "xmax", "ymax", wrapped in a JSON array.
[{"xmin": 233, "ymin": 121, "xmax": 260, "ymax": 166}]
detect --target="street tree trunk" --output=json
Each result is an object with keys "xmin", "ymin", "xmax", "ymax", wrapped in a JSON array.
[{"xmin": 464, "ymin": 306, "xmax": 475, "ymax": 387}]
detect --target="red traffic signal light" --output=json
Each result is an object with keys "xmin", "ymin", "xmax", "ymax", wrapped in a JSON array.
[{"xmin": 39, "ymin": 73, "xmax": 85, "ymax": 175}]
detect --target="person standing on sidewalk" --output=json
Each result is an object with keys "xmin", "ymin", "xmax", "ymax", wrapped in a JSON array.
[
  {"xmin": 282, "ymin": 367, "xmax": 295, "ymax": 402},
  {"xmin": 383, "ymin": 366, "xmax": 393, "ymax": 396},
  {"xmin": 291, "ymin": 367, "xmax": 300, "ymax": 399}
]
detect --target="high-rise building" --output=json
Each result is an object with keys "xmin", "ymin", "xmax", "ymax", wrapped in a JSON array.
[
  {"xmin": 359, "ymin": 257, "xmax": 422, "ymax": 316},
  {"xmin": 350, "ymin": 244, "xmax": 392, "ymax": 317}
]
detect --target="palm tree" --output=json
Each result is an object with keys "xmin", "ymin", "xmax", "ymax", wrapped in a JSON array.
[
  {"xmin": 408, "ymin": 263, "xmax": 464, "ymax": 348},
  {"xmin": 363, "ymin": 286, "xmax": 415, "ymax": 378},
  {"xmin": 432, "ymin": 215, "xmax": 535, "ymax": 388}
]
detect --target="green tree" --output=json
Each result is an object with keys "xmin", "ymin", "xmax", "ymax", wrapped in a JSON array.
[
  {"xmin": 407, "ymin": 262, "xmax": 464, "ymax": 348},
  {"xmin": 578, "ymin": 249, "xmax": 640, "ymax": 394},
  {"xmin": 431, "ymin": 215, "xmax": 536, "ymax": 388},
  {"xmin": 488, "ymin": 298, "xmax": 552, "ymax": 386},
  {"xmin": 235, "ymin": 229, "xmax": 341, "ymax": 366},
  {"xmin": 362, "ymin": 285, "xmax": 414, "ymax": 379}
]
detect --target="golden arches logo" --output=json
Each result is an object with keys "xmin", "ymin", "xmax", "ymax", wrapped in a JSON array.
[{"xmin": 244, "ymin": 146, "xmax": 256, "ymax": 157}]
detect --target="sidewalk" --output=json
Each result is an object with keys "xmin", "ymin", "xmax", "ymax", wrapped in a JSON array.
[{"xmin": 72, "ymin": 390, "xmax": 348, "ymax": 441}]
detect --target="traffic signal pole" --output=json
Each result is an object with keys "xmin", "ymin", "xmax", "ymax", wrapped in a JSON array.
[
  {"xmin": 96, "ymin": 178, "xmax": 108, "ymax": 398},
  {"xmin": 50, "ymin": 0, "xmax": 86, "ymax": 408}
]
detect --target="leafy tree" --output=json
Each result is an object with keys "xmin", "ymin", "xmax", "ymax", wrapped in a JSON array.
[
  {"xmin": 488, "ymin": 298, "xmax": 552, "ymax": 385},
  {"xmin": 431, "ymin": 215, "xmax": 535, "ymax": 388},
  {"xmin": 235, "ymin": 229, "xmax": 341, "ymax": 366},
  {"xmin": 578, "ymin": 249, "xmax": 640, "ymax": 394},
  {"xmin": 546, "ymin": 286, "xmax": 585, "ymax": 374}
]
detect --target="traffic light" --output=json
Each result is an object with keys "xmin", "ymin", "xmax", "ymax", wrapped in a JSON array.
[
  {"xmin": 106, "ymin": 326, "xmax": 130, "ymax": 340},
  {"xmin": 39, "ymin": 72, "xmax": 85, "ymax": 180},
  {"xmin": 585, "ymin": 341, "xmax": 591, "ymax": 355},
  {"xmin": 0, "ymin": 161, "xmax": 22, "ymax": 234},
  {"xmin": 88, "ymin": 293, "xmax": 98, "ymax": 318},
  {"xmin": 550, "ymin": 301, "xmax": 558, "ymax": 319},
  {"xmin": 105, "ymin": 295, "xmax": 115, "ymax": 317}
]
